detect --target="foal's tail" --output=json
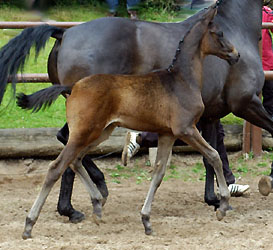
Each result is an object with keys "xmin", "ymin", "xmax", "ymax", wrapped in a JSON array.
[
  {"xmin": 17, "ymin": 85, "xmax": 71, "ymax": 112},
  {"xmin": 0, "ymin": 25, "xmax": 65, "ymax": 105}
]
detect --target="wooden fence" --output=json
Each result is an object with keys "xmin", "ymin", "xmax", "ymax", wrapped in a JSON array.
[{"xmin": 0, "ymin": 21, "xmax": 272, "ymax": 156}]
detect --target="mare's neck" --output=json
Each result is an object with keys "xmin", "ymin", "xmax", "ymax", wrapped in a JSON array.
[{"xmin": 216, "ymin": 0, "xmax": 262, "ymax": 40}]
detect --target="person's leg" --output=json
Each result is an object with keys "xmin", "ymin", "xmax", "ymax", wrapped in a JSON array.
[
  {"xmin": 216, "ymin": 121, "xmax": 235, "ymax": 185},
  {"xmin": 262, "ymin": 79, "xmax": 273, "ymax": 117},
  {"xmin": 126, "ymin": 0, "xmax": 140, "ymax": 19},
  {"xmin": 258, "ymin": 79, "xmax": 273, "ymax": 195},
  {"xmin": 106, "ymin": 0, "xmax": 119, "ymax": 15},
  {"xmin": 215, "ymin": 121, "xmax": 249, "ymax": 196}
]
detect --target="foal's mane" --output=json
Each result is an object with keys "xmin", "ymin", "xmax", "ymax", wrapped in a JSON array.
[{"xmin": 167, "ymin": 0, "xmax": 224, "ymax": 73}]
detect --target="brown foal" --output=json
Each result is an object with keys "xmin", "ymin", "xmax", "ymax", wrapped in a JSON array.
[{"xmin": 18, "ymin": 4, "xmax": 239, "ymax": 238}]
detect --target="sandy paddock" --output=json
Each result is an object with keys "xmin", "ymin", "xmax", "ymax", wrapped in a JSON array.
[{"xmin": 0, "ymin": 152, "xmax": 273, "ymax": 250}]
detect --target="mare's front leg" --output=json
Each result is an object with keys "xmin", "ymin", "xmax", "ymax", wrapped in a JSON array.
[
  {"xmin": 22, "ymin": 143, "xmax": 83, "ymax": 239},
  {"xmin": 176, "ymin": 126, "xmax": 230, "ymax": 221},
  {"xmin": 57, "ymin": 123, "xmax": 108, "ymax": 223},
  {"xmin": 141, "ymin": 135, "xmax": 175, "ymax": 235}
]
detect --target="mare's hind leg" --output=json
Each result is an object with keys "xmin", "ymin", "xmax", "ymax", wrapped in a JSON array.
[
  {"xmin": 57, "ymin": 123, "xmax": 108, "ymax": 223},
  {"xmin": 176, "ymin": 126, "xmax": 230, "ymax": 221},
  {"xmin": 141, "ymin": 135, "xmax": 175, "ymax": 235}
]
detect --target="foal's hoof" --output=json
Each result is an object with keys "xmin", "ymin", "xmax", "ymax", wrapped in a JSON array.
[
  {"xmin": 69, "ymin": 210, "xmax": 85, "ymax": 223},
  {"xmin": 101, "ymin": 197, "xmax": 107, "ymax": 207},
  {"xmin": 141, "ymin": 214, "xmax": 153, "ymax": 235},
  {"xmin": 216, "ymin": 209, "xmax": 226, "ymax": 221},
  {"xmin": 22, "ymin": 231, "xmax": 31, "ymax": 240},
  {"xmin": 258, "ymin": 176, "xmax": 273, "ymax": 196},
  {"xmin": 92, "ymin": 213, "xmax": 102, "ymax": 225}
]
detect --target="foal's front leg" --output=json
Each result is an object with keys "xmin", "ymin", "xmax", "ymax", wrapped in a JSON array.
[
  {"xmin": 177, "ymin": 126, "xmax": 230, "ymax": 221},
  {"xmin": 141, "ymin": 135, "xmax": 175, "ymax": 235}
]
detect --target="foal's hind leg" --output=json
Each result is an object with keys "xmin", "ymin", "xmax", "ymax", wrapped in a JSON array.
[
  {"xmin": 22, "ymin": 143, "xmax": 88, "ymax": 239},
  {"xmin": 176, "ymin": 126, "xmax": 230, "ymax": 221},
  {"xmin": 70, "ymin": 159, "xmax": 103, "ymax": 224},
  {"xmin": 141, "ymin": 135, "xmax": 175, "ymax": 235},
  {"xmin": 57, "ymin": 123, "xmax": 108, "ymax": 223}
]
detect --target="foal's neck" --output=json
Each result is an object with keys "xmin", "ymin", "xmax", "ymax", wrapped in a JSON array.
[{"xmin": 171, "ymin": 22, "xmax": 209, "ymax": 88}]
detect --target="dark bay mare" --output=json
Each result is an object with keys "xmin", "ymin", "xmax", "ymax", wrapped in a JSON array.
[
  {"xmin": 17, "ymin": 4, "xmax": 239, "ymax": 238},
  {"xmin": 0, "ymin": 0, "xmax": 270, "ymax": 220}
]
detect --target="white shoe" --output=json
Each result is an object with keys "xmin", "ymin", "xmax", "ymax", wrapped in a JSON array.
[
  {"xmin": 121, "ymin": 132, "xmax": 140, "ymax": 166},
  {"xmin": 228, "ymin": 184, "xmax": 250, "ymax": 197}
]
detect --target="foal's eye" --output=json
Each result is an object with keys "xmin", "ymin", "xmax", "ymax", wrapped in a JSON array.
[{"xmin": 217, "ymin": 31, "xmax": 224, "ymax": 38}]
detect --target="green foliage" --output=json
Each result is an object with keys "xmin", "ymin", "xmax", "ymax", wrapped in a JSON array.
[
  {"xmin": 142, "ymin": 0, "xmax": 178, "ymax": 12},
  {"xmin": 264, "ymin": 0, "xmax": 273, "ymax": 8}
]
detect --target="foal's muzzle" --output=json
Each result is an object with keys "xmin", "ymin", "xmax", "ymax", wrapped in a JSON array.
[{"xmin": 227, "ymin": 50, "xmax": 240, "ymax": 65}]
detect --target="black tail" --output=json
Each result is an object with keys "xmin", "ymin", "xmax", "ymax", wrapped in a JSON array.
[
  {"xmin": 17, "ymin": 85, "xmax": 71, "ymax": 112},
  {"xmin": 0, "ymin": 25, "xmax": 65, "ymax": 105}
]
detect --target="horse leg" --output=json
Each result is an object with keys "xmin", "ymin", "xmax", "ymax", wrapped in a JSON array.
[
  {"xmin": 56, "ymin": 123, "xmax": 108, "ymax": 223},
  {"xmin": 22, "ymin": 142, "xmax": 92, "ymax": 239},
  {"xmin": 70, "ymin": 159, "xmax": 103, "ymax": 225},
  {"xmin": 176, "ymin": 126, "xmax": 230, "ymax": 221},
  {"xmin": 200, "ymin": 120, "xmax": 220, "ymax": 209},
  {"xmin": 23, "ymin": 123, "xmax": 114, "ymax": 239},
  {"xmin": 231, "ymin": 94, "xmax": 273, "ymax": 196},
  {"xmin": 140, "ymin": 135, "xmax": 175, "ymax": 235}
]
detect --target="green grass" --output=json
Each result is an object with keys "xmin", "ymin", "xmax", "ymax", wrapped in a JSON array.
[
  {"xmin": 105, "ymin": 150, "xmax": 273, "ymax": 184},
  {"xmin": 0, "ymin": 4, "xmax": 243, "ymax": 128}
]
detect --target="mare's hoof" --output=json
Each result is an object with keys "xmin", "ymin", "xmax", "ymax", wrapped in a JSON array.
[
  {"xmin": 205, "ymin": 198, "xmax": 220, "ymax": 211},
  {"xmin": 258, "ymin": 176, "xmax": 273, "ymax": 196},
  {"xmin": 22, "ymin": 231, "xmax": 31, "ymax": 240},
  {"xmin": 69, "ymin": 210, "xmax": 85, "ymax": 223},
  {"xmin": 216, "ymin": 209, "xmax": 226, "ymax": 221}
]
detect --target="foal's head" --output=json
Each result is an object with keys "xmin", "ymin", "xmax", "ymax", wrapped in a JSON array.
[{"xmin": 201, "ymin": 21, "xmax": 240, "ymax": 65}]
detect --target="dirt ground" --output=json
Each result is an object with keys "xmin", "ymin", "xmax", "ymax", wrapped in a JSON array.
[{"xmin": 1, "ymin": 152, "xmax": 273, "ymax": 250}]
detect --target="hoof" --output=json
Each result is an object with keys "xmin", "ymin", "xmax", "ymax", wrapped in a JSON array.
[
  {"xmin": 101, "ymin": 198, "xmax": 107, "ymax": 207},
  {"xmin": 92, "ymin": 213, "xmax": 102, "ymax": 225},
  {"xmin": 141, "ymin": 214, "xmax": 153, "ymax": 235},
  {"xmin": 205, "ymin": 198, "xmax": 220, "ymax": 211},
  {"xmin": 22, "ymin": 231, "xmax": 31, "ymax": 240},
  {"xmin": 145, "ymin": 227, "xmax": 153, "ymax": 235},
  {"xmin": 216, "ymin": 209, "xmax": 226, "ymax": 221},
  {"xmin": 258, "ymin": 176, "xmax": 273, "ymax": 196},
  {"xmin": 69, "ymin": 210, "xmax": 85, "ymax": 223}
]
